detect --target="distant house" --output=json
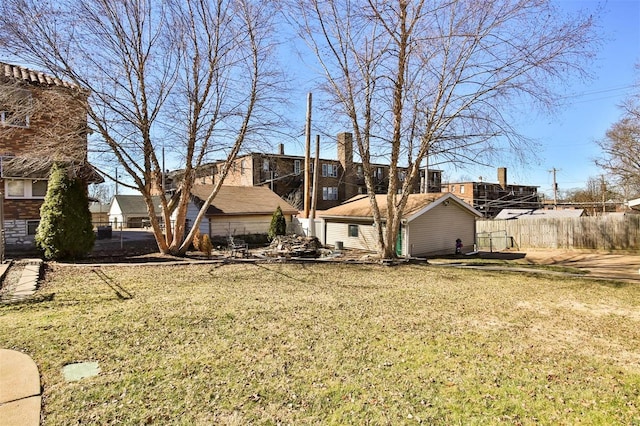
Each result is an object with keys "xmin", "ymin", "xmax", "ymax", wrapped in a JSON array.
[
  {"xmin": 1, "ymin": 62, "xmax": 103, "ymax": 247},
  {"xmin": 108, "ymin": 195, "xmax": 162, "ymax": 228},
  {"xmin": 89, "ymin": 201, "xmax": 110, "ymax": 226},
  {"xmin": 184, "ymin": 185, "xmax": 299, "ymax": 237},
  {"xmin": 442, "ymin": 167, "xmax": 541, "ymax": 218},
  {"xmin": 495, "ymin": 208, "xmax": 585, "ymax": 220},
  {"xmin": 319, "ymin": 192, "xmax": 482, "ymax": 257}
]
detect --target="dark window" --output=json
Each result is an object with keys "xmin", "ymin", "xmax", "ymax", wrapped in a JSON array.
[
  {"xmin": 348, "ymin": 224, "xmax": 358, "ymax": 237},
  {"xmin": 27, "ymin": 220, "xmax": 39, "ymax": 235}
]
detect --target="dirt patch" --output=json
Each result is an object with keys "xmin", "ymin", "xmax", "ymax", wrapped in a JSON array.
[{"xmin": 520, "ymin": 249, "xmax": 640, "ymax": 282}]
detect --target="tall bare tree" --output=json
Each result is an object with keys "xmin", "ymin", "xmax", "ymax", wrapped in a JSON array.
[
  {"xmin": 597, "ymin": 67, "xmax": 640, "ymax": 192},
  {"xmin": 287, "ymin": 0, "xmax": 599, "ymax": 258},
  {"xmin": 0, "ymin": 0, "xmax": 284, "ymax": 255}
]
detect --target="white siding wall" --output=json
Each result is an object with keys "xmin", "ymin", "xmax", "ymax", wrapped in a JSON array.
[
  {"xmin": 108, "ymin": 200, "xmax": 124, "ymax": 228},
  {"xmin": 180, "ymin": 201, "xmax": 295, "ymax": 237},
  {"xmin": 406, "ymin": 202, "xmax": 476, "ymax": 256},
  {"xmin": 325, "ymin": 221, "xmax": 378, "ymax": 252},
  {"xmin": 209, "ymin": 215, "xmax": 273, "ymax": 237}
]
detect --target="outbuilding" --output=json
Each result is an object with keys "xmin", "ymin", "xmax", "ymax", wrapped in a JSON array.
[
  {"xmin": 319, "ymin": 192, "xmax": 482, "ymax": 257},
  {"xmin": 185, "ymin": 185, "xmax": 299, "ymax": 237}
]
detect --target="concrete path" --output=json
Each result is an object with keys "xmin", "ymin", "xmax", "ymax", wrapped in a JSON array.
[
  {"xmin": 1, "ymin": 259, "xmax": 43, "ymax": 303},
  {"xmin": 0, "ymin": 349, "xmax": 41, "ymax": 425},
  {"xmin": 0, "ymin": 259, "xmax": 43, "ymax": 424}
]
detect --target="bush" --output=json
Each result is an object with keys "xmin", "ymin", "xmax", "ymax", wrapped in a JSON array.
[
  {"xmin": 35, "ymin": 162, "xmax": 95, "ymax": 260},
  {"xmin": 200, "ymin": 234, "xmax": 213, "ymax": 258},
  {"xmin": 268, "ymin": 206, "xmax": 287, "ymax": 241}
]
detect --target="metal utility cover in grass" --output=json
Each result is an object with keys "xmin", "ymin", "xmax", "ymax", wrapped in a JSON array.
[{"xmin": 62, "ymin": 362, "xmax": 100, "ymax": 382}]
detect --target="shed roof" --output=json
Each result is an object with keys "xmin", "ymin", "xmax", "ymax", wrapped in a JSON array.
[
  {"xmin": 319, "ymin": 192, "xmax": 481, "ymax": 221},
  {"xmin": 191, "ymin": 185, "xmax": 298, "ymax": 216},
  {"xmin": 494, "ymin": 208, "xmax": 585, "ymax": 220}
]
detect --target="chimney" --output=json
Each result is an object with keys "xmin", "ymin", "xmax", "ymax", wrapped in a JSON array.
[
  {"xmin": 279, "ymin": 143, "xmax": 285, "ymax": 155},
  {"xmin": 498, "ymin": 167, "xmax": 507, "ymax": 189},
  {"xmin": 337, "ymin": 132, "xmax": 353, "ymax": 167},
  {"xmin": 337, "ymin": 132, "xmax": 357, "ymax": 200}
]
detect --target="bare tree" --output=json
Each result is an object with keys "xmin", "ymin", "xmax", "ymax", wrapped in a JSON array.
[
  {"xmin": 596, "ymin": 68, "xmax": 640, "ymax": 193},
  {"xmin": 0, "ymin": 0, "xmax": 284, "ymax": 255},
  {"xmin": 287, "ymin": 0, "xmax": 599, "ymax": 258}
]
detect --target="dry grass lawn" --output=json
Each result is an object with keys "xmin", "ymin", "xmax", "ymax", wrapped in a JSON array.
[{"xmin": 1, "ymin": 262, "xmax": 639, "ymax": 424}]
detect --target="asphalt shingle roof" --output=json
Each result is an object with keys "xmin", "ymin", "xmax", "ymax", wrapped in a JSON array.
[
  {"xmin": 190, "ymin": 185, "xmax": 298, "ymax": 216},
  {"xmin": 320, "ymin": 193, "xmax": 449, "ymax": 219}
]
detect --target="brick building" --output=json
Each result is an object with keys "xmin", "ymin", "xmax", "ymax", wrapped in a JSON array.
[
  {"xmin": 442, "ymin": 167, "xmax": 541, "ymax": 218},
  {"xmin": 169, "ymin": 132, "xmax": 442, "ymax": 211},
  {"xmin": 1, "ymin": 62, "xmax": 102, "ymax": 246}
]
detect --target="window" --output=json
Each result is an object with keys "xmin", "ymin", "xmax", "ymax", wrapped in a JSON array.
[
  {"xmin": 0, "ymin": 88, "xmax": 32, "ymax": 128},
  {"xmin": 322, "ymin": 163, "xmax": 338, "ymax": 177},
  {"xmin": 322, "ymin": 186, "xmax": 338, "ymax": 200},
  {"xmin": 5, "ymin": 179, "xmax": 47, "ymax": 199},
  {"xmin": 398, "ymin": 171, "xmax": 406, "ymax": 181},
  {"xmin": 294, "ymin": 160, "xmax": 301, "ymax": 175},
  {"xmin": 356, "ymin": 165, "xmax": 363, "ymax": 178},
  {"xmin": 263, "ymin": 159, "xmax": 270, "ymax": 171},
  {"xmin": 375, "ymin": 167, "xmax": 384, "ymax": 180},
  {"xmin": 348, "ymin": 224, "xmax": 358, "ymax": 237},
  {"xmin": 460, "ymin": 185, "xmax": 465, "ymax": 194},
  {"xmin": 27, "ymin": 220, "xmax": 40, "ymax": 235},
  {"xmin": 7, "ymin": 180, "xmax": 25, "ymax": 197},
  {"xmin": 32, "ymin": 180, "xmax": 48, "ymax": 197},
  {"xmin": 451, "ymin": 185, "xmax": 456, "ymax": 193}
]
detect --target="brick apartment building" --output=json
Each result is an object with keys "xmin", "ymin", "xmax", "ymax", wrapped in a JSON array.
[
  {"xmin": 1, "ymin": 62, "xmax": 102, "ymax": 246},
  {"xmin": 442, "ymin": 167, "xmax": 541, "ymax": 218},
  {"xmin": 169, "ymin": 132, "xmax": 443, "ymax": 211}
]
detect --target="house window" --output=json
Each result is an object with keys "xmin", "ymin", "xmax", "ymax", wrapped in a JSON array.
[
  {"xmin": 398, "ymin": 171, "xmax": 406, "ymax": 181},
  {"xmin": 375, "ymin": 167, "xmax": 384, "ymax": 180},
  {"xmin": 460, "ymin": 185, "xmax": 465, "ymax": 194},
  {"xmin": 451, "ymin": 185, "xmax": 456, "ymax": 193},
  {"xmin": 5, "ymin": 179, "xmax": 47, "ymax": 199},
  {"xmin": 263, "ymin": 159, "xmax": 270, "ymax": 171},
  {"xmin": 0, "ymin": 87, "xmax": 32, "ymax": 128},
  {"xmin": 294, "ymin": 160, "xmax": 301, "ymax": 175},
  {"xmin": 348, "ymin": 224, "xmax": 358, "ymax": 237},
  {"xmin": 27, "ymin": 220, "xmax": 40, "ymax": 235},
  {"xmin": 322, "ymin": 186, "xmax": 338, "ymax": 200},
  {"xmin": 322, "ymin": 164, "xmax": 338, "ymax": 178},
  {"xmin": 32, "ymin": 180, "xmax": 48, "ymax": 197},
  {"xmin": 6, "ymin": 180, "xmax": 25, "ymax": 197},
  {"xmin": 356, "ymin": 165, "xmax": 363, "ymax": 178}
]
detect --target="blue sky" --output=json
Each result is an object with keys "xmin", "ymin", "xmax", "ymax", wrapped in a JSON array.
[
  {"xmin": 504, "ymin": 0, "xmax": 640, "ymax": 197},
  {"xmin": 280, "ymin": 0, "xmax": 640, "ymax": 199}
]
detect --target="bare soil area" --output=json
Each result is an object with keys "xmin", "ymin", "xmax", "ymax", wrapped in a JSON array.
[{"xmin": 515, "ymin": 249, "xmax": 640, "ymax": 282}]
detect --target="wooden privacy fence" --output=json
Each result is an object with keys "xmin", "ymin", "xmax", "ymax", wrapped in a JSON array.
[{"xmin": 476, "ymin": 216, "xmax": 640, "ymax": 251}]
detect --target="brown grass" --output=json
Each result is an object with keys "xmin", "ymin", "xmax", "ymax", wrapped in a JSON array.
[{"xmin": 1, "ymin": 262, "xmax": 639, "ymax": 424}]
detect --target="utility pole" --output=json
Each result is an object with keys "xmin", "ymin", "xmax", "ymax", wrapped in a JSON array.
[
  {"xmin": 303, "ymin": 93, "xmax": 312, "ymax": 219},
  {"xmin": 549, "ymin": 167, "xmax": 558, "ymax": 209},
  {"xmin": 601, "ymin": 175, "xmax": 606, "ymax": 214},
  {"xmin": 309, "ymin": 135, "xmax": 320, "ymax": 237}
]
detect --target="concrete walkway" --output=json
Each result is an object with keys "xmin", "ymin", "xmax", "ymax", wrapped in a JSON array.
[
  {"xmin": 0, "ymin": 259, "xmax": 43, "ymax": 425},
  {"xmin": 0, "ymin": 350, "xmax": 41, "ymax": 425}
]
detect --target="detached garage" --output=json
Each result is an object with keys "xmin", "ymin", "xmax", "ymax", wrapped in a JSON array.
[
  {"xmin": 185, "ymin": 185, "xmax": 299, "ymax": 237},
  {"xmin": 319, "ymin": 193, "xmax": 481, "ymax": 257}
]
